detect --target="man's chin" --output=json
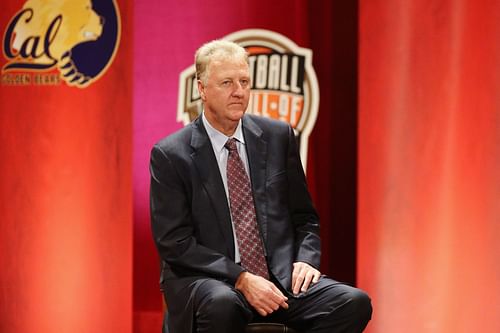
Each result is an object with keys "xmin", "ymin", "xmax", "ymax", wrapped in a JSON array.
[{"xmin": 228, "ymin": 109, "xmax": 247, "ymax": 120}]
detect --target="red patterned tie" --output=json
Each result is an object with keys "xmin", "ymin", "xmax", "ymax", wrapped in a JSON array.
[{"xmin": 225, "ymin": 138, "xmax": 269, "ymax": 279}]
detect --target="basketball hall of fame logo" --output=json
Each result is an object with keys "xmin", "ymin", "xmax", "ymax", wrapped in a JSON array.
[
  {"xmin": 1, "ymin": 0, "xmax": 120, "ymax": 88},
  {"xmin": 178, "ymin": 29, "xmax": 319, "ymax": 171}
]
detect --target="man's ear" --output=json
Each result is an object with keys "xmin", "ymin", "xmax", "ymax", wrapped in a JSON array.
[{"xmin": 197, "ymin": 80, "xmax": 206, "ymax": 101}]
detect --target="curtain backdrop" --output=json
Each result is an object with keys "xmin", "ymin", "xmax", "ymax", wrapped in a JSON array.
[
  {"xmin": 0, "ymin": 0, "xmax": 133, "ymax": 332},
  {"xmin": 5, "ymin": 0, "xmax": 496, "ymax": 332},
  {"xmin": 0, "ymin": 1, "xmax": 357, "ymax": 332},
  {"xmin": 359, "ymin": 0, "xmax": 500, "ymax": 332}
]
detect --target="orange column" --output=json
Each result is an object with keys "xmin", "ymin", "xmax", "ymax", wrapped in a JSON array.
[
  {"xmin": 0, "ymin": 0, "xmax": 133, "ymax": 332},
  {"xmin": 359, "ymin": 0, "xmax": 500, "ymax": 332}
]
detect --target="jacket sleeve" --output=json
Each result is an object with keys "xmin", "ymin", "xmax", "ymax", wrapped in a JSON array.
[
  {"xmin": 285, "ymin": 125, "xmax": 322, "ymax": 269},
  {"xmin": 149, "ymin": 144, "xmax": 244, "ymax": 284}
]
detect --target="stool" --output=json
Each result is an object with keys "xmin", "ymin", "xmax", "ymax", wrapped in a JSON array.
[
  {"xmin": 159, "ymin": 264, "xmax": 300, "ymax": 333},
  {"xmin": 246, "ymin": 322, "xmax": 300, "ymax": 333},
  {"xmin": 162, "ymin": 310, "xmax": 300, "ymax": 333}
]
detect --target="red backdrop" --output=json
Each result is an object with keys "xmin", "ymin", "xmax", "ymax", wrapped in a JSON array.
[
  {"xmin": 359, "ymin": 0, "xmax": 500, "ymax": 332},
  {"xmin": 2, "ymin": 0, "xmax": 499, "ymax": 332},
  {"xmin": 131, "ymin": 1, "xmax": 359, "ymax": 331}
]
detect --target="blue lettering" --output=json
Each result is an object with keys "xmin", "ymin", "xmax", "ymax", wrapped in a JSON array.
[{"xmin": 3, "ymin": 9, "xmax": 60, "ymax": 71}]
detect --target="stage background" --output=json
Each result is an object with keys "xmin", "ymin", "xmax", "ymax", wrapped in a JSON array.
[
  {"xmin": 132, "ymin": 1, "xmax": 359, "ymax": 331},
  {"xmin": 1, "ymin": 0, "xmax": 498, "ymax": 332}
]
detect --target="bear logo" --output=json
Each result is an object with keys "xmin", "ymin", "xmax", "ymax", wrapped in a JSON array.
[{"xmin": 2, "ymin": 0, "xmax": 120, "ymax": 87}]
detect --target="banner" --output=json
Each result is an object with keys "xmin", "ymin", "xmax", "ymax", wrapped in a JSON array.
[{"xmin": 0, "ymin": 1, "xmax": 133, "ymax": 332}]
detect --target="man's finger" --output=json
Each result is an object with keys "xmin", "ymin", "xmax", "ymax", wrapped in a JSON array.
[
  {"xmin": 292, "ymin": 273, "xmax": 304, "ymax": 294},
  {"xmin": 257, "ymin": 307, "xmax": 269, "ymax": 316},
  {"xmin": 301, "ymin": 273, "xmax": 314, "ymax": 292},
  {"xmin": 270, "ymin": 285, "xmax": 289, "ymax": 309},
  {"xmin": 260, "ymin": 297, "xmax": 285, "ymax": 315}
]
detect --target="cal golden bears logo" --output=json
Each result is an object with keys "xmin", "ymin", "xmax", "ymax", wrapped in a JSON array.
[
  {"xmin": 178, "ymin": 29, "xmax": 319, "ymax": 171},
  {"xmin": 1, "ymin": 0, "xmax": 120, "ymax": 88}
]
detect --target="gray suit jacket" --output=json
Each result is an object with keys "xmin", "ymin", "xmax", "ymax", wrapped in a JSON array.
[{"xmin": 150, "ymin": 114, "xmax": 320, "ymax": 332}]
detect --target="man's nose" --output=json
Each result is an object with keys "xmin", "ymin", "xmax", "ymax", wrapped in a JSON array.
[{"xmin": 232, "ymin": 82, "xmax": 246, "ymax": 96}]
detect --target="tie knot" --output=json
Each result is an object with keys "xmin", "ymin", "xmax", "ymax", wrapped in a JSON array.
[{"xmin": 225, "ymin": 138, "xmax": 238, "ymax": 152}]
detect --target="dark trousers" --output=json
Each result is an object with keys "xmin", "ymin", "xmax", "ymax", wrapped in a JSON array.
[{"xmin": 188, "ymin": 276, "xmax": 372, "ymax": 333}]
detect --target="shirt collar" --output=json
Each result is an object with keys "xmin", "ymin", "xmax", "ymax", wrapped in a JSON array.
[{"xmin": 202, "ymin": 112, "xmax": 245, "ymax": 153}]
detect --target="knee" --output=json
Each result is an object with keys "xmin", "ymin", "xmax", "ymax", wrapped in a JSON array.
[
  {"xmin": 197, "ymin": 288, "xmax": 248, "ymax": 322},
  {"xmin": 348, "ymin": 289, "xmax": 372, "ymax": 323}
]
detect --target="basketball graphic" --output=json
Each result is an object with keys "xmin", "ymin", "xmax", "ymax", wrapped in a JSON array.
[{"xmin": 178, "ymin": 29, "xmax": 319, "ymax": 170}]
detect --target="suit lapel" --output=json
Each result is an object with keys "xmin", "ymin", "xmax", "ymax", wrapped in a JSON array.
[
  {"xmin": 242, "ymin": 116, "xmax": 269, "ymax": 244},
  {"xmin": 190, "ymin": 118, "xmax": 235, "ymax": 259}
]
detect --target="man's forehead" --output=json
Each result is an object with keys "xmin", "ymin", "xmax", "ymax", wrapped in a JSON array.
[
  {"xmin": 208, "ymin": 59, "xmax": 249, "ymax": 76},
  {"xmin": 209, "ymin": 57, "xmax": 248, "ymax": 68}
]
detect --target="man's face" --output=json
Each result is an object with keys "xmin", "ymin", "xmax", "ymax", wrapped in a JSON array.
[{"xmin": 198, "ymin": 58, "xmax": 251, "ymax": 134}]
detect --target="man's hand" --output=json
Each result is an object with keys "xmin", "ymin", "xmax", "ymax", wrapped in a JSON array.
[
  {"xmin": 235, "ymin": 272, "xmax": 288, "ymax": 316},
  {"xmin": 292, "ymin": 262, "xmax": 321, "ymax": 295}
]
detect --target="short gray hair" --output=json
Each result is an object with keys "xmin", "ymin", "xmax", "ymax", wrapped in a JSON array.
[{"xmin": 195, "ymin": 40, "xmax": 249, "ymax": 85}]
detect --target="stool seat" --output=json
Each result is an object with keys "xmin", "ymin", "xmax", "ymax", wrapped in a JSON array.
[{"xmin": 245, "ymin": 322, "xmax": 299, "ymax": 333}]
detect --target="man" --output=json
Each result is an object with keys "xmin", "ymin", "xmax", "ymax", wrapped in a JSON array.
[{"xmin": 150, "ymin": 40, "xmax": 372, "ymax": 333}]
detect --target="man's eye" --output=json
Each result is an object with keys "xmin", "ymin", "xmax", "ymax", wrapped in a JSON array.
[
  {"xmin": 221, "ymin": 81, "xmax": 232, "ymax": 87},
  {"xmin": 240, "ymin": 80, "xmax": 249, "ymax": 87}
]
